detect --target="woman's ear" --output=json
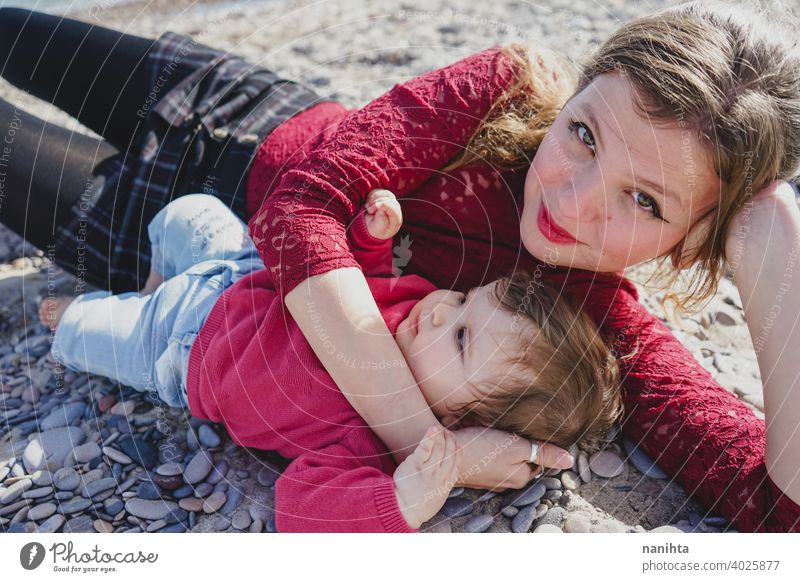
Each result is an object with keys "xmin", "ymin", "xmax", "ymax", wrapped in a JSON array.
[{"xmin": 671, "ymin": 210, "xmax": 715, "ymax": 270}]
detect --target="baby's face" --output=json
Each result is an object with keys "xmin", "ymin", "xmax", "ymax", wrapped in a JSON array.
[{"xmin": 395, "ymin": 281, "xmax": 527, "ymax": 421}]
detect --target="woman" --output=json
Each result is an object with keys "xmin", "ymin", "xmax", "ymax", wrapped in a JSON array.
[{"xmin": 0, "ymin": 2, "xmax": 798, "ymax": 532}]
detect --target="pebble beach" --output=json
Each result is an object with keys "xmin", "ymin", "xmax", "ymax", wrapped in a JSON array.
[{"xmin": 0, "ymin": 0, "xmax": 791, "ymax": 534}]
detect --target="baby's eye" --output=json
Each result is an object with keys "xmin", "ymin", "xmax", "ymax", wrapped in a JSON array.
[
  {"xmin": 459, "ymin": 293, "xmax": 467, "ymax": 305},
  {"xmin": 456, "ymin": 327, "xmax": 466, "ymax": 352}
]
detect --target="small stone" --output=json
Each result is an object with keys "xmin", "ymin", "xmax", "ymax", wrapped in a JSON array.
[
  {"xmin": 561, "ymin": 471, "xmax": 581, "ymax": 490},
  {"xmin": 102, "ymin": 447, "xmax": 133, "ymax": 465},
  {"xmin": 41, "ymin": 402, "xmax": 86, "ymax": 430},
  {"xmin": 172, "ymin": 484, "xmax": 195, "ymax": 499},
  {"xmin": 213, "ymin": 515, "xmax": 231, "ymax": 531},
  {"xmin": 533, "ymin": 524, "xmax": 563, "ymax": 533},
  {"xmin": 623, "ymin": 438, "xmax": 668, "ymax": 479},
  {"xmin": 0, "ymin": 478, "xmax": 32, "ymax": 504},
  {"xmin": 60, "ymin": 497, "xmax": 92, "ymax": 514},
  {"xmin": 232, "ymin": 509, "xmax": 252, "ymax": 530},
  {"xmin": 511, "ymin": 504, "xmax": 537, "ymax": 533},
  {"xmin": 71, "ymin": 442, "xmax": 100, "ymax": 465},
  {"xmin": 151, "ymin": 473, "xmax": 183, "ymax": 491},
  {"xmin": 183, "ymin": 452, "xmax": 213, "ymax": 485},
  {"xmin": 82, "ymin": 477, "xmax": 117, "ymax": 499},
  {"xmin": 110, "ymin": 400, "xmax": 135, "ymax": 416},
  {"xmin": 588, "ymin": 451, "xmax": 625, "ymax": 478},
  {"xmin": 249, "ymin": 518, "xmax": 263, "ymax": 533},
  {"xmin": 125, "ymin": 498, "xmax": 179, "ymax": 521},
  {"xmin": 103, "ymin": 498, "xmax": 124, "ymax": 516},
  {"xmin": 501, "ymin": 506, "xmax": 519, "ymax": 518},
  {"xmin": 704, "ymin": 517, "xmax": 728, "ymax": 527},
  {"xmin": 464, "ymin": 514, "xmax": 494, "ymax": 533},
  {"xmin": 53, "ymin": 467, "xmax": 81, "ymax": 491},
  {"xmin": 249, "ymin": 504, "xmax": 270, "ymax": 523},
  {"xmin": 542, "ymin": 477, "xmax": 562, "ymax": 490},
  {"xmin": 198, "ymin": 425, "xmax": 221, "ymax": 448},
  {"xmin": 179, "ymin": 497, "xmax": 204, "ymax": 512},
  {"xmin": 146, "ymin": 519, "xmax": 168, "ymax": 533},
  {"xmin": 35, "ymin": 514, "xmax": 65, "ymax": 533},
  {"xmin": 155, "ymin": 462, "xmax": 183, "ymax": 476},
  {"xmin": 256, "ymin": 464, "xmax": 280, "ymax": 487},
  {"xmin": 94, "ymin": 519, "xmax": 113, "ymax": 533},
  {"xmin": 202, "ymin": 491, "xmax": 226, "ymax": 513},
  {"xmin": 21, "ymin": 486, "xmax": 53, "ymax": 499},
  {"xmin": 194, "ymin": 483, "xmax": 213, "ymax": 497},
  {"xmin": 544, "ymin": 490, "xmax": 562, "ymax": 502},
  {"xmin": 578, "ymin": 453, "xmax": 591, "ymax": 483},
  {"xmin": 206, "ymin": 460, "xmax": 229, "ymax": 485},
  {"xmin": 64, "ymin": 514, "xmax": 95, "ymax": 533},
  {"xmin": 97, "ymin": 395, "xmax": 116, "ymax": 413},
  {"xmin": 116, "ymin": 438, "xmax": 157, "ymax": 469},
  {"xmin": 564, "ymin": 513, "xmax": 592, "ymax": 533},
  {"xmin": 28, "ymin": 502, "xmax": 57, "ymax": 521},
  {"xmin": 713, "ymin": 311, "xmax": 737, "ymax": 326},
  {"xmin": 447, "ymin": 487, "xmax": 465, "ymax": 498},
  {"xmin": 509, "ymin": 481, "xmax": 546, "ymax": 507},
  {"xmin": 440, "ymin": 496, "xmax": 472, "ymax": 518},
  {"xmin": 136, "ymin": 482, "xmax": 163, "ymax": 501},
  {"xmin": 23, "ymin": 427, "xmax": 86, "ymax": 472},
  {"xmin": 31, "ymin": 470, "xmax": 53, "ymax": 487}
]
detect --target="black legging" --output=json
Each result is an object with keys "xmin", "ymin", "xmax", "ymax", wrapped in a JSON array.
[{"xmin": 0, "ymin": 7, "xmax": 179, "ymax": 253}]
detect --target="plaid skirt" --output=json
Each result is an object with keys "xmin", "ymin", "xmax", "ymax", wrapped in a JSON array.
[{"xmin": 53, "ymin": 31, "xmax": 330, "ymax": 293}]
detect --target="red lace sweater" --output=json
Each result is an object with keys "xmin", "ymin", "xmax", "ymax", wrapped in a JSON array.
[
  {"xmin": 187, "ymin": 210, "xmax": 436, "ymax": 532},
  {"xmin": 245, "ymin": 46, "xmax": 800, "ymax": 532}
]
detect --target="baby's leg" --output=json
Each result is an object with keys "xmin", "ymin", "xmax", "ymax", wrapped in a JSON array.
[{"xmin": 147, "ymin": 193, "xmax": 262, "ymax": 283}]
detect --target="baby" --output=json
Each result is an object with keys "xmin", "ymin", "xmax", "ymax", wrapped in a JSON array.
[{"xmin": 41, "ymin": 190, "xmax": 622, "ymax": 532}]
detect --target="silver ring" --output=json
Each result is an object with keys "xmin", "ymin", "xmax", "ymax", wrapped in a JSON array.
[{"xmin": 528, "ymin": 440, "xmax": 539, "ymax": 464}]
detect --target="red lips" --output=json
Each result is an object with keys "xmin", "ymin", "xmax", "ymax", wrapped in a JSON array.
[{"xmin": 537, "ymin": 200, "xmax": 579, "ymax": 244}]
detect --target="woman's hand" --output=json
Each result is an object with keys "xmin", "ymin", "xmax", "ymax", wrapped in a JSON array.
[
  {"xmin": 450, "ymin": 426, "xmax": 574, "ymax": 491},
  {"xmin": 364, "ymin": 188, "xmax": 402, "ymax": 240}
]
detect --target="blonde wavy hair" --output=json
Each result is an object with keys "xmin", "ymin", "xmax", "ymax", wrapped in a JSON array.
[{"xmin": 445, "ymin": 1, "xmax": 800, "ymax": 316}]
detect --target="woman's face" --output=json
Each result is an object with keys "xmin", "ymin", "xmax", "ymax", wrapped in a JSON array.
[{"xmin": 521, "ymin": 71, "xmax": 722, "ymax": 273}]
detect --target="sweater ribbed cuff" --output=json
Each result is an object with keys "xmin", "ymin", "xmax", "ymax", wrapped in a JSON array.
[
  {"xmin": 350, "ymin": 209, "xmax": 391, "ymax": 249},
  {"xmin": 373, "ymin": 478, "xmax": 419, "ymax": 533}
]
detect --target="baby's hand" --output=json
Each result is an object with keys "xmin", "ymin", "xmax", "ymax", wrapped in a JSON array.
[
  {"xmin": 393, "ymin": 426, "xmax": 461, "ymax": 529},
  {"xmin": 364, "ymin": 188, "xmax": 402, "ymax": 240}
]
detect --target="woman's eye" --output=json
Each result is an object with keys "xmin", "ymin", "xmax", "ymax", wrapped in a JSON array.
[
  {"xmin": 456, "ymin": 327, "xmax": 466, "ymax": 352},
  {"xmin": 630, "ymin": 190, "xmax": 664, "ymax": 220},
  {"xmin": 568, "ymin": 118, "xmax": 595, "ymax": 149}
]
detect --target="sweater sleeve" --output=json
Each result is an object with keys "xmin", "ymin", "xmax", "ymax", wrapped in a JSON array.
[
  {"xmin": 274, "ymin": 430, "xmax": 418, "ymax": 533},
  {"xmin": 248, "ymin": 45, "xmax": 519, "ymax": 299},
  {"xmin": 346, "ymin": 209, "xmax": 395, "ymax": 277},
  {"xmin": 559, "ymin": 271, "xmax": 800, "ymax": 533}
]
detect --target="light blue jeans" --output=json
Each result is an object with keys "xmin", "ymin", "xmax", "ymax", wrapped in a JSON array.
[{"xmin": 51, "ymin": 194, "xmax": 265, "ymax": 409}]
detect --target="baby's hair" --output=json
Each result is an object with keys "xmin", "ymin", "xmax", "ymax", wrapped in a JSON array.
[{"xmin": 448, "ymin": 270, "xmax": 624, "ymax": 453}]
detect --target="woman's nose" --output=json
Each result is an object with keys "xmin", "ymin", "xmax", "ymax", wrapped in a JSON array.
[{"xmin": 557, "ymin": 175, "xmax": 603, "ymax": 224}]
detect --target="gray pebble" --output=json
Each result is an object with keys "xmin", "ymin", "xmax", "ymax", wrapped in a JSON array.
[
  {"xmin": 60, "ymin": 497, "xmax": 92, "ymax": 514},
  {"xmin": 81, "ymin": 477, "xmax": 117, "ymax": 499},
  {"xmin": 172, "ymin": 484, "xmax": 195, "ymax": 499},
  {"xmin": 64, "ymin": 514, "xmax": 95, "ymax": 533},
  {"xmin": 213, "ymin": 515, "xmax": 231, "ymax": 531},
  {"xmin": 183, "ymin": 452, "xmax": 213, "ymax": 484},
  {"xmin": 542, "ymin": 477, "xmax": 562, "ymax": 490},
  {"xmin": 501, "ymin": 506, "xmax": 519, "ymax": 518},
  {"xmin": 103, "ymin": 498, "xmax": 124, "ymax": 516},
  {"xmin": 256, "ymin": 464, "xmax": 280, "ymax": 487},
  {"xmin": 198, "ymin": 425, "xmax": 221, "ymax": 448},
  {"xmin": 136, "ymin": 481, "xmax": 163, "ymax": 501},
  {"xmin": 53, "ymin": 467, "xmax": 81, "ymax": 491},
  {"xmin": 35, "ymin": 514, "xmax": 65, "ymax": 533},
  {"xmin": 588, "ymin": 451, "xmax": 625, "ymax": 478},
  {"xmin": 41, "ymin": 402, "xmax": 85, "ymax": 430},
  {"xmin": 206, "ymin": 460, "xmax": 228, "ymax": 485},
  {"xmin": 31, "ymin": 470, "xmax": 53, "ymax": 487},
  {"xmin": 509, "ymin": 481, "xmax": 546, "ymax": 507},
  {"xmin": 440, "ymin": 497, "xmax": 473, "ymax": 518},
  {"xmin": 125, "ymin": 498, "xmax": 179, "ymax": 521},
  {"xmin": 476, "ymin": 491, "xmax": 497, "ymax": 502},
  {"xmin": 561, "ymin": 470, "xmax": 581, "ymax": 490},
  {"xmin": 0, "ymin": 478, "xmax": 32, "ymax": 504},
  {"xmin": 158, "ymin": 522, "xmax": 187, "ymax": 533},
  {"xmin": 28, "ymin": 502, "xmax": 57, "ymax": 521},
  {"xmin": 623, "ymin": 438, "xmax": 668, "ymax": 479},
  {"xmin": 511, "ymin": 504, "xmax": 537, "ymax": 533},
  {"xmin": 249, "ymin": 518, "xmax": 263, "ymax": 533},
  {"xmin": 73, "ymin": 442, "xmax": 102, "ymax": 464},
  {"xmin": 464, "ymin": 514, "xmax": 494, "ymax": 533},
  {"xmin": 155, "ymin": 462, "xmax": 183, "ymax": 476},
  {"xmin": 533, "ymin": 524, "xmax": 563, "ymax": 533},
  {"xmin": 447, "ymin": 487, "xmax": 465, "ymax": 498},
  {"xmin": 21, "ymin": 486, "xmax": 53, "ymax": 499},
  {"xmin": 194, "ymin": 483, "xmax": 213, "ymax": 497},
  {"xmin": 203, "ymin": 491, "xmax": 226, "ymax": 513},
  {"xmin": 232, "ymin": 510, "xmax": 252, "ymax": 530},
  {"xmin": 220, "ymin": 487, "xmax": 243, "ymax": 514},
  {"xmin": 23, "ymin": 427, "xmax": 86, "ymax": 473},
  {"xmin": 102, "ymin": 446, "xmax": 133, "ymax": 465},
  {"xmin": 543, "ymin": 490, "xmax": 562, "ymax": 502},
  {"xmin": 54, "ymin": 491, "xmax": 74, "ymax": 501}
]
